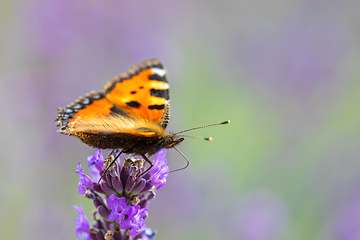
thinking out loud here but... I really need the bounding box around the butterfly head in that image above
[163,134,184,149]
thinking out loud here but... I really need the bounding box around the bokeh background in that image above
[1,0,360,239]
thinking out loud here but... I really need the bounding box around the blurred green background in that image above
[1,0,360,239]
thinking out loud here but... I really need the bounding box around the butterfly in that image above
[56,59,229,178]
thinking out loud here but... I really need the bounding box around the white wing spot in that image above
[152,68,166,77]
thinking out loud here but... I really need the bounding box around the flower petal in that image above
[72,204,90,239]
[76,163,94,194]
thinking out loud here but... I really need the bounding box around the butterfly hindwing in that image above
[70,114,166,137]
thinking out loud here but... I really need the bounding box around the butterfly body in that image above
[70,125,183,156]
[56,59,183,157]
[73,132,182,156]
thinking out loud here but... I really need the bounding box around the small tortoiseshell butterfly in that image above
[56,59,229,177]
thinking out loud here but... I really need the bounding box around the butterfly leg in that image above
[132,154,154,183]
[98,149,123,184]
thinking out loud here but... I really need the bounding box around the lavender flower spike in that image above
[72,149,169,239]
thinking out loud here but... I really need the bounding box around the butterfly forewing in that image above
[104,59,171,128]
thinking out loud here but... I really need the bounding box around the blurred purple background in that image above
[1,1,360,239]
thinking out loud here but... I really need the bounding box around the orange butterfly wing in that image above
[56,59,170,137]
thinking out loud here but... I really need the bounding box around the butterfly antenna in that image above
[174,120,230,135]
[170,120,229,173]
[169,146,190,173]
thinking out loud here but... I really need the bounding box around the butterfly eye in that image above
[164,137,172,147]
[164,136,177,148]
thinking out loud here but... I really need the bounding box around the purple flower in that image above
[107,194,148,236]
[120,205,148,236]
[72,204,91,240]
[107,194,128,223]
[147,149,169,189]
[87,149,104,171]
[76,163,94,194]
